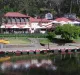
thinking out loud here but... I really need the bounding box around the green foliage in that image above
[55,25,63,34]
[0,33,48,38]
[39,38,50,44]
[3,5,14,13]
[0,0,80,16]
[48,32,56,40]
[55,24,80,40]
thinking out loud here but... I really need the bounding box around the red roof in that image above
[40,18,51,23]
[29,17,51,23]
[29,17,39,22]
[4,12,29,18]
[55,17,71,22]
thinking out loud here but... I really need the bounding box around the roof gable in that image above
[4,12,29,18]
[55,17,71,22]
[29,17,51,23]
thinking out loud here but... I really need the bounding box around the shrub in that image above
[0,33,48,38]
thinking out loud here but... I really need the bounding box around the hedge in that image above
[0,33,48,38]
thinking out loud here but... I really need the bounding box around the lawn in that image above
[73,38,80,43]
[2,37,31,44]
[39,38,51,44]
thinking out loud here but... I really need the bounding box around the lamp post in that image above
[48,42,49,50]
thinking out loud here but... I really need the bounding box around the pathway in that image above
[0,38,80,52]
[28,38,41,48]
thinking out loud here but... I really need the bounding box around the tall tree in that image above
[61,0,80,16]
[50,0,64,15]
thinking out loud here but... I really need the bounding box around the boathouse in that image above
[1,12,53,34]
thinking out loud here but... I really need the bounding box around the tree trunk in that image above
[70,0,72,14]
[57,5,61,16]
[58,7,61,14]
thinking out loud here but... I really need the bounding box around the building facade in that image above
[1,12,53,34]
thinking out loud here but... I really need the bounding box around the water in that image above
[0,56,80,75]
[0,59,57,75]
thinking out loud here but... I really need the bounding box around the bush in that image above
[0,33,48,38]
[47,32,56,40]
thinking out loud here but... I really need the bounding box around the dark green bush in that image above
[0,33,48,38]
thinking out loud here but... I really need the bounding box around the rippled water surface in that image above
[0,56,80,75]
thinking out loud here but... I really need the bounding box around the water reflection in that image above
[0,57,80,75]
[1,59,57,73]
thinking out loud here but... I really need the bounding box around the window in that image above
[24,18,29,22]
[11,18,16,23]
[7,18,11,24]
[16,18,20,23]
[20,18,25,22]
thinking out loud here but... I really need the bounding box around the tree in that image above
[0,0,80,17]
[61,0,80,16]
[47,32,56,41]
[51,0,64,15]
[55,24,80,40]
[55,25,63,34]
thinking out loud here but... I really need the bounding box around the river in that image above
[0,55,80,75]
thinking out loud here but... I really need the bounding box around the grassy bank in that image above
[1,37,31,44]
[39,38,51,44]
